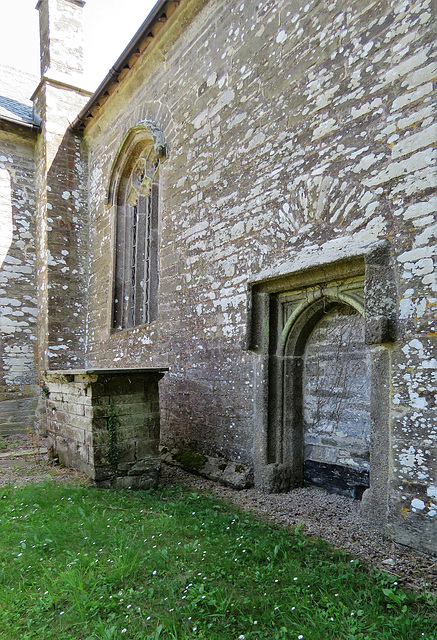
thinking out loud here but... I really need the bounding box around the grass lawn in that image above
[0,481,435,640]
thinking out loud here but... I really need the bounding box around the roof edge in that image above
[0,114,41,135]
[71,0,180,133]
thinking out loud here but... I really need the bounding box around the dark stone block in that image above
[304,460,369,499]
[365,316,396,344]
[365,242,391,266]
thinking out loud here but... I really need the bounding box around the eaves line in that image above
[71,0,182,133]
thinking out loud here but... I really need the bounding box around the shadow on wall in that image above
[0,157,38,435]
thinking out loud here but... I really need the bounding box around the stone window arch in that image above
[108,120,168,330]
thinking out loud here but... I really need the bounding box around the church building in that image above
[0,0,435,555]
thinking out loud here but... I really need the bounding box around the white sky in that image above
[0,0,158,91]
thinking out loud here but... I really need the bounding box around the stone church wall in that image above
[0,128,38,434]
[82,0,435,552]
[32,0,91,380]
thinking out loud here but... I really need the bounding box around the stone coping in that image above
[44,367,169,377]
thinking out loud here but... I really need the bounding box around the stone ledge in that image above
[44,367,169,377]
[0,448,48,459]
[160,444,253,490]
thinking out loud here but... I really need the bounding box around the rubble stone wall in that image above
[81,0,436,553]
[0,127,38,435]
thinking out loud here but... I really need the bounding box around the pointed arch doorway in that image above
[283,296,371,499]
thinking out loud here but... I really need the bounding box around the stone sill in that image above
[45,367,169,376]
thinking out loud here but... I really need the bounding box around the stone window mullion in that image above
[113,203,127,329]
[123,204,134,328]
[143,190,152,325]
[148,180,160,323]
[109,120,168,331]
[135,195,147,326]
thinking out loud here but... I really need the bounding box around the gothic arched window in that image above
[108,121,168,330]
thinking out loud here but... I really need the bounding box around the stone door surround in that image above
[247,241,397,528]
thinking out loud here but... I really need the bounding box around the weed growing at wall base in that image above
[0,482,435,639]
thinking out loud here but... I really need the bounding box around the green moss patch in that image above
[174,448,207,471]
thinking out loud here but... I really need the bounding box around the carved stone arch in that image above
[281,295,371,497]
[280,290,365,358]
[248,243,396,527]
[108,120,169,205]
[108,120,169,330]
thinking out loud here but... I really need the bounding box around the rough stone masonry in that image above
[0,0,435,555]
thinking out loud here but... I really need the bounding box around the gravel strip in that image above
[161,463,437,595]
[0,435,87,487]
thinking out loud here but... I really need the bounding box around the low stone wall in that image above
[43,367,167,488]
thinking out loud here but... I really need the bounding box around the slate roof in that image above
[0,66,39,128]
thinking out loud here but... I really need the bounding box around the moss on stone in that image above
[174,449,207,471]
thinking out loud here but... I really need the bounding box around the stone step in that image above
[0,448,48,459]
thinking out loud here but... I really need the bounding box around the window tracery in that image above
[109,121,167,330]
